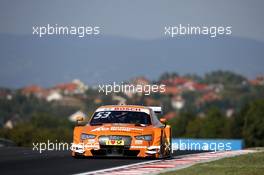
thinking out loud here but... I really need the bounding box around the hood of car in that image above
[82,123,153,135]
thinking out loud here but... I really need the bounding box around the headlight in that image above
[135,135,152,141]
[80,133,96,140]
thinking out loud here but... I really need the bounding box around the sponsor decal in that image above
[96,107,150,114]
[106,140,124,146]
[135,140,143,144]
[91,126,143,132]
[91,126,109,132]
[85,143,100,149]
[114,107,141,112]
[87,139,95,143]
[110,126,143,132]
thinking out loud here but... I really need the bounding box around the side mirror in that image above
[159,118,167,124]
[70,111,87,126]
[76,116,84,122]
[75,115,86,126]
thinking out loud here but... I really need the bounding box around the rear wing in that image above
[148,106,162,114]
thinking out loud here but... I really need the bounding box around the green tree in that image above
[185,117,203,137]
[199,107,226,138]
[169,112,194,137]
[204,70,246,86]
[158,72,179,82]
[242,99,264,146]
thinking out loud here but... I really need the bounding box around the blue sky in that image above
[0,0,264,41]
[0,0,264,87]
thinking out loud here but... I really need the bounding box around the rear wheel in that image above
[159,141,164,159]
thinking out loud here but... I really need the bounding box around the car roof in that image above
[96,105,152,114]
[98,105,149,109]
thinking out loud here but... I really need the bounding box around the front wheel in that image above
[72,152,84,159]
[159,131,172,159]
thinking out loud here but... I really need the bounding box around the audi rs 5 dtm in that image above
[71,105,172,159]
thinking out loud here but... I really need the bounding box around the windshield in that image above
[90,111,151,125]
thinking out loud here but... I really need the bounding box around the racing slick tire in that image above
[159,129,172,159]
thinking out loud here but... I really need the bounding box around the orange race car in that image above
[71,105,172,159]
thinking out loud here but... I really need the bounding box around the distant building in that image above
[226,108,235,118]
[182,81,208,92]
[4,120,14,129]
[132,76,150,86]
[249,76,264,86]
[53,79,88,95]
[46,91,63,102]
[163,86,181,95]
[72,79,89,93]
[21,85,48,98]
[3,115,21,129]
[0,89,13,100]
[192,83,208,92]
[208,84,224,93]
[126,76,151,97]
[161,77,209,93]
[196,91,221,105]
[171,95,185,110]
[161,77,189,86]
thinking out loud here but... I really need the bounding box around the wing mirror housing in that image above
[76,115,85,126]
[76,115,87,126]
[70,111,86,126]
[76,116,84,122]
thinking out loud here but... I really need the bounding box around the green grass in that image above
[161,151,264,175]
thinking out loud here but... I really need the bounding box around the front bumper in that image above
[71,143,160,158]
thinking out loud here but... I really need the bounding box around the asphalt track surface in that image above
[0,147,203,175]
